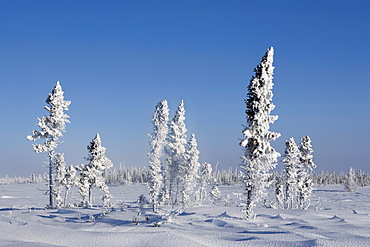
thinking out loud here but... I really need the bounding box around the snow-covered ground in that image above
[1,183,370,246]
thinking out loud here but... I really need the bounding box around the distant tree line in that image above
[2,168,370,188]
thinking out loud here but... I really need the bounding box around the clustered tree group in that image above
[278,136,316,210]
[29,47,356,221]
[239,47,317,219]
[148,99,216,212]
[26,81,71,208]
[27,82,113,209]
[27,84,217,210]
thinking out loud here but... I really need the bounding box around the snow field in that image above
[1,183,370,246]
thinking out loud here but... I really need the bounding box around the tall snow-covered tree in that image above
[283,138,300,209]
[27,81,71,208]
[297,136,316,209]
[181,133,200,208]
[344,167,357,192]
[239,47,281,219]
[78,134,113,207]
[166,100,187,206]
[148,100,169,212]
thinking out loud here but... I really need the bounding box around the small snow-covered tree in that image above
[76,163,90,206]
[181,133,200,208]
[166,100,187,206]
[239,47,281,219]
[344,167,357,192]
[196,162,213,204]
[283,138,300,209]
[63,165,77,207]
[27,81,71,208]
[148,100,169,212]
[54,153,67,208]
[209,185,221,204]
[273,173,285,209]
[299,136,316,172]
[356,170,370,187]
[297,136,316,209]
[78,134,113,207]
[158,168,170,205]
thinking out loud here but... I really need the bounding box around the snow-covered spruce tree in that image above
[181,133,200,209]
[54,155,78,208]
[166,100,187,206]
[344,167,357,192]
[239,47,281,219]
[283,138,300,209]
[54,153,67,208]
[299,136,315,169]
[76,163,90,206]
[209,185,221,205]
[63,165,77,207]
[158,167,170,205]
[356,170,370,187]
[78,134,113,207]
[27,81,71,208]
[273,172,285,209]
[297,136,316,209]
[196,162,213,204]
[148,100,169,212]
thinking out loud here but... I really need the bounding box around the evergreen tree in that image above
[166,100,187,206]
[274,174,285,209]
[283,138,300,209]
[299,136,316,172]
[356,170,369,187]
[196,162,213,204]
[209,185,221,204]
[78,134,113,207]
[148,100,169,212]
[158,167,170,205]
[27,81,71,208]
[76,163,90,207]
[344,167,357,192]
[181,133,200,208]
[63,165,77,207]
[297,136,316,209]
[239,47,281,219]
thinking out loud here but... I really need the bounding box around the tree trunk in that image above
[174,178,180,207]
[88,185,93,207]
[152,199,157,212]
[245,189,253,219]
[48,152,54,209]
[64,187,70,207]
[169,181,173,208]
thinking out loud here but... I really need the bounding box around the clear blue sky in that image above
[1,1,370,176]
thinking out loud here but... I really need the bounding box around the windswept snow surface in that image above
[1,183,370,246]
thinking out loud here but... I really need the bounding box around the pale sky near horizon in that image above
[1,1,370,176]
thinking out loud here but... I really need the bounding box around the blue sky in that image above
[1,1,370,176]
